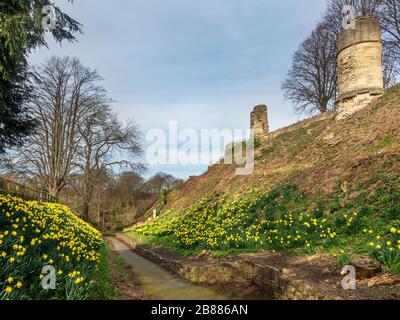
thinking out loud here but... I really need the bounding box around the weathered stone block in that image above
[350,256,382,280]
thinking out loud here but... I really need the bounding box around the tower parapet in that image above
[250,105,269,138]
[336,16,384,120]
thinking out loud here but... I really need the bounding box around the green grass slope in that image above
[127,86,400,274]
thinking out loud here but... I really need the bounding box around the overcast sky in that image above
[29,0,328,179]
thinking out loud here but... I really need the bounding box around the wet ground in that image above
[108,237,265,300]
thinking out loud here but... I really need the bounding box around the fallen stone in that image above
[350,256,382,280]
[367,274,400,287]
[196,249,211,258]
[281,268,292,276]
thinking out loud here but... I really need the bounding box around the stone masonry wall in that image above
[336,15,384,120]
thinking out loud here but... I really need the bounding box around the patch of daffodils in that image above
[130,187,400,274]
[0,195,102,300]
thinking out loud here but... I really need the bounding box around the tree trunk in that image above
[83,201,90,222]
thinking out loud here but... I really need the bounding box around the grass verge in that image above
[91,241,147,300]
[90,243,118,300]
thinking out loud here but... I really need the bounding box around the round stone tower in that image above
[336,16,384,120]
[250,105,269,138]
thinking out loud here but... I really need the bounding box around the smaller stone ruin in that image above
[250,105,269,139]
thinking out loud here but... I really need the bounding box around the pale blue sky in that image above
[29,0,329,179]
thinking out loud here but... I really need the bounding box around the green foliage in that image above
[375,185,400,220]
[370,239,400,275]
[258,145,276,159]
[128,185,340,254]
[90,244,118,300]
[0,1,81,153]
[368,134,396,152]
[336,252,352,266]
[0,195,102,300]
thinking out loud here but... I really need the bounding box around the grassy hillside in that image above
[0,195,103,300]
[127,86,400,274]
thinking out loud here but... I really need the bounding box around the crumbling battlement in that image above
[250,105,269,139]
[336,15,384,120]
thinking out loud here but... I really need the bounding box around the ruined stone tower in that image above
[250,105,269,138]
[336,16,384,120]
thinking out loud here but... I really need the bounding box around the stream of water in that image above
[108,237,264,300]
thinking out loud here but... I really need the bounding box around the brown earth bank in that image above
[117,233,400,300]
[159,85,400,215]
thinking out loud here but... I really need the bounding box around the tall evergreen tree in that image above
[0,0,81,153]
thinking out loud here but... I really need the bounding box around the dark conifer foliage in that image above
[0,0,81,153]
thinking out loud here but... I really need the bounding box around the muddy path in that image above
[107,237,264,300]
[111,234,400,300]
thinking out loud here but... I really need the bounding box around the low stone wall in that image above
[116,234,341,300]
[224,111,334,159]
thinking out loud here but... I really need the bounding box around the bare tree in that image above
[13,56,106,196]
[324,0,381,37]
[141,173,182,194]
[113,172,144,206]
[378,0,400,85]
[282,22,338,115]
[327,0,381,21]
[382,42,400,88]
[379,0,400,51]
[78,103,144,220]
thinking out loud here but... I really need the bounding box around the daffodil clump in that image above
[129,185,400,274]
[366,227,400,274]
[132,192,346,252]
[0,195,102,300]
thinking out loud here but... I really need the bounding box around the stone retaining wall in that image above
[116,234,341,300]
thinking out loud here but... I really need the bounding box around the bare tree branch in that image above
[282,22,338,115]
[12,56,106,196]
[77,102,144,220]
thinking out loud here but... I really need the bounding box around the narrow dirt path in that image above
[107,237,232,300]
